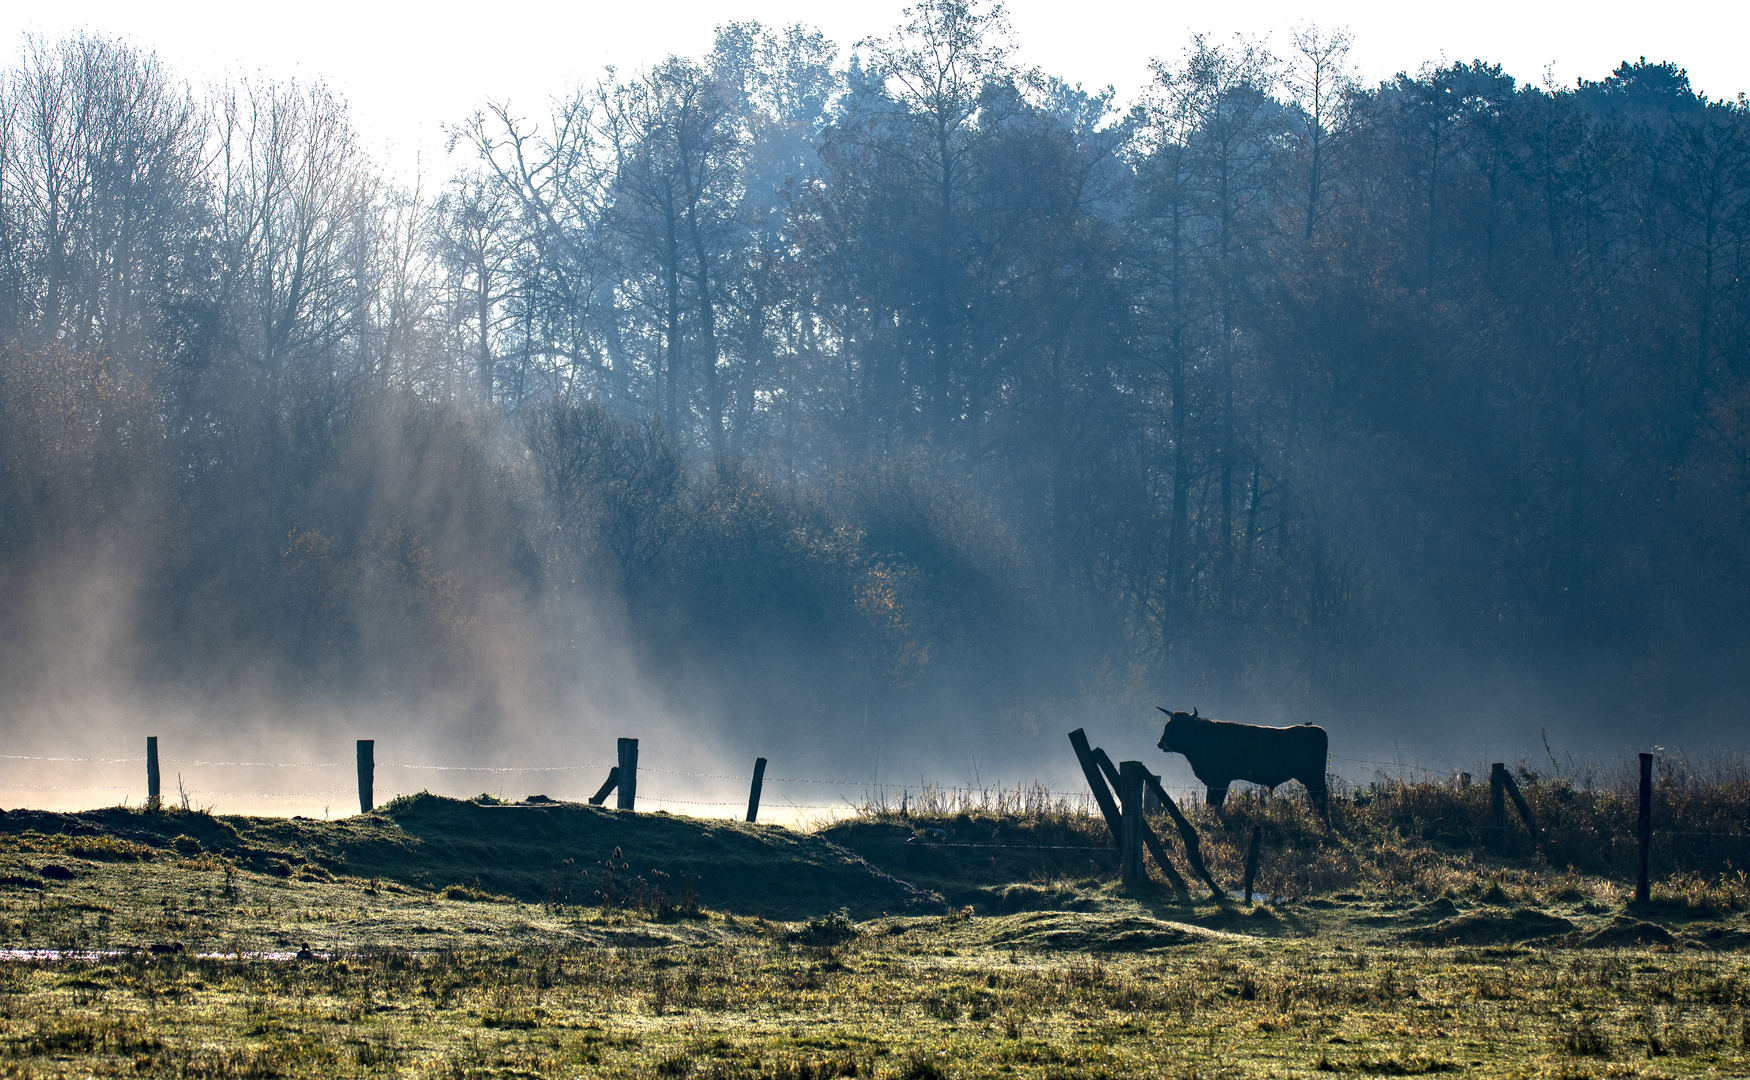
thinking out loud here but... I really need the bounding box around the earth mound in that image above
[1405,897,1460,923]
[983,911,1203,951]
[1580,917,1675,948]
[1401,907,1575,946]
[0,795,942,919]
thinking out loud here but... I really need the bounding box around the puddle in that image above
[0,948,328,962]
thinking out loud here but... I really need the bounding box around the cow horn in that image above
[1191,707,1198,719]
[1156,706,1170,715]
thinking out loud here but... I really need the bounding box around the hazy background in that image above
[1,2,1746,817]
[6,0,1745,183]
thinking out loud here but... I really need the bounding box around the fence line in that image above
[380,762,614,773]
[169,760,348,769]
[0,754,143,764]
[8,745,1743,849]
[0,782,135,792]
[0,750,1119,800]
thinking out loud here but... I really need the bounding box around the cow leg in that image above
[1206,785,1228,810]
[1307,777,1330,824]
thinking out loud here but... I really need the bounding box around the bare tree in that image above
[1285,25,1354,240]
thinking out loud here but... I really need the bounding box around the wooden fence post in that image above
[746,757,767,822]
[1144,771,1222,896]
[146,736,160,811]
[1118,761,1146,888]
[1637,752,1653,904]
[1243,824,1263,902]
[1066,729,1124,843]
[1489,763,1506,851]
[1500,770,1542,854]
[616,738,638,811]
[588,767,620,806]
[357,740,374,814]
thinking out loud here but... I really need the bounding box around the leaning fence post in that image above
[1067,729,1125,844]
[746,757,767,822]
[1118,761,1146,888]
[146,736,160,811]
[1489,763,1506,851]
[357,740,374,814]
[1243,824,1263,902]
[1144,771,1222,897]
[1500,770,1542,854]
[617,738,639,811]
[588,767,620,806]
[1637,752,1653,904]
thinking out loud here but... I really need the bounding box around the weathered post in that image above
[1500,770,1542,853]
[1143,772,1222,896]
[146,736,161,811]
[357,739,374,814]
[1637,752,1653,904]
[746,757,767,823]
[616,738,639,811]
[588,767,620,806]
[1066,729,1125,844]
[1243,824,1263,902]
[1489,763,1506,851]
[1091,747,1123,795]
[1118,761,1146,889]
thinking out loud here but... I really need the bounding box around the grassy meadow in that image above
[0,766,1748,1078]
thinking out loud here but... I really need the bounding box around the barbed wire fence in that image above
[0,744,1739,854]
[0,748,1125,819]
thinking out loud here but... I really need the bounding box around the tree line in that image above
[1,7,1746,755]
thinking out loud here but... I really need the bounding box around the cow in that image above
[1156,707,1330,821]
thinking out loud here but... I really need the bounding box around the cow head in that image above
[1155,706,1199,753]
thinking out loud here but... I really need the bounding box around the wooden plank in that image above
[1140,814,1189,896]
[1066,729,1123,845]
[1637,752,1653,904]
[746,758,767,823]
[146,736,160,811]
[617,738,638,811]
[1243,824,1263,901]
[1490,763,1506,851]
[1091,747,1122,795]
[1144,771,1221,896]
[588,767,620,806]
[1118,761,1146,888]
[356,739,374,815]
[1500,770,1542,853]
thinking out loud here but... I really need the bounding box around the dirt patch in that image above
[1580,917,1674,948]
[1401,907,1575,946]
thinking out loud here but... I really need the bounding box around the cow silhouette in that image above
[1156,707,1330,821]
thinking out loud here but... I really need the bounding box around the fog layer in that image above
[1,15,1747,813]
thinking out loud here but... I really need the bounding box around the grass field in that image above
[0,773,1747,1079]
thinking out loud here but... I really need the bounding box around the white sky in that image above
[8,0,1747,184]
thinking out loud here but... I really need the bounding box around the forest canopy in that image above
[1,6,1746,767]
